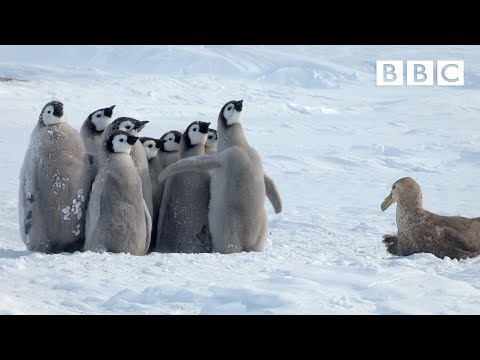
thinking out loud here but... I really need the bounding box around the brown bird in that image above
[381,177,480,260]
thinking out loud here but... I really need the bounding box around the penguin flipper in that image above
[157,153,223,182]
[264,173,282,214]
[19,147,35,243]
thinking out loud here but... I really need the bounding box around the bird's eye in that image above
[96,114,102,118]
[227,106,233,111]
[193,127,197,132]
[119,138,124,143]
[208,136,212,139]
[47,110,51,114]
[126,126,131,129]
[393,185,396,189]
[168,138,173,141]
[148,144,153,148]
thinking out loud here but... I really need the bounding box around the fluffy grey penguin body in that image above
[142,130,182,251]
[158,100,282,254]
[80,105,115,185]
[156,122,211,253]
[84,130,151,255]
[18,101,91,253]
[100,117,153,218]
[205,128,217,155]
[140,136,166,251]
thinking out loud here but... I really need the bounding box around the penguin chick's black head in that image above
[160,130,182,152]
[103,105,116,118]
[219,100,243,127]
[140,137,165,149]
[87,105,116,134]
[39,100,64,126]
[106,130,138,153]
[184,121,211,147]
[110,117,149,134]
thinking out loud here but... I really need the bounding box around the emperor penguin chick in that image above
[102,117,153,219]
[19,101,91,253]
[85,130,151,255]
[80,105,115,185]
[140,136,166,250]
[156,122,212,253]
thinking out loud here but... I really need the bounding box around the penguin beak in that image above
[104,105,115,118]
[136,121,149,132]
[381,192,395,211]
[234,100,243,112]
[127,135,139,146]
[156,139,166,148]
[199,122,211,134]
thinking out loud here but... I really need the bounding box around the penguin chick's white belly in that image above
[85,156,150,255]
[209,147,266,253]
[20,124,90,253]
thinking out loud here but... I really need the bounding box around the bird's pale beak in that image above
[381,192,394,211]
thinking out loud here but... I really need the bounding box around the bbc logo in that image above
[376,60,464,86]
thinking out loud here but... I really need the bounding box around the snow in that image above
[2,45,480,314]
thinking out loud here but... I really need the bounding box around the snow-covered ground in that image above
[1,45,480,314]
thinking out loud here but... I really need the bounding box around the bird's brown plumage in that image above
[381,177,480,259]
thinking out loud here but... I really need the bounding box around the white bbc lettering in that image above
[406,61,434,86]
[376,61,403,86]
[376,60,464,86]
[437,60,464,86]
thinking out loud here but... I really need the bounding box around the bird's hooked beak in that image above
[127,135,139,146]
[104,105,116,118]
[136,121,149,132]
[234,100,243,112]
[381,192,395,211]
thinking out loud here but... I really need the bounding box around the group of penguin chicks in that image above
[20,96,480,261]
[19,99,282,256]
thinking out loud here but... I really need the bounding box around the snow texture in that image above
[1,45,480,314]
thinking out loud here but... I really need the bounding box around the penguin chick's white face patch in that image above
[188,125,208,146]
[119,120,136,134]
[142,140,159,159]
[164,132,181,152]
[91,110,111,131]
[223,104,243,126]
[112,134,133,153]
[41,105,66,126]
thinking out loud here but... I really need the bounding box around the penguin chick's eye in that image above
[148,144,153,148]
[208,136,212,140]
[168,138,173,141]
[126,126,131,129]
[96,114,102,118]
[392,185,396,189]
[47,110,51,114]
[119,138,125,143]
[227,106,233,111]
[193,127,197,132]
